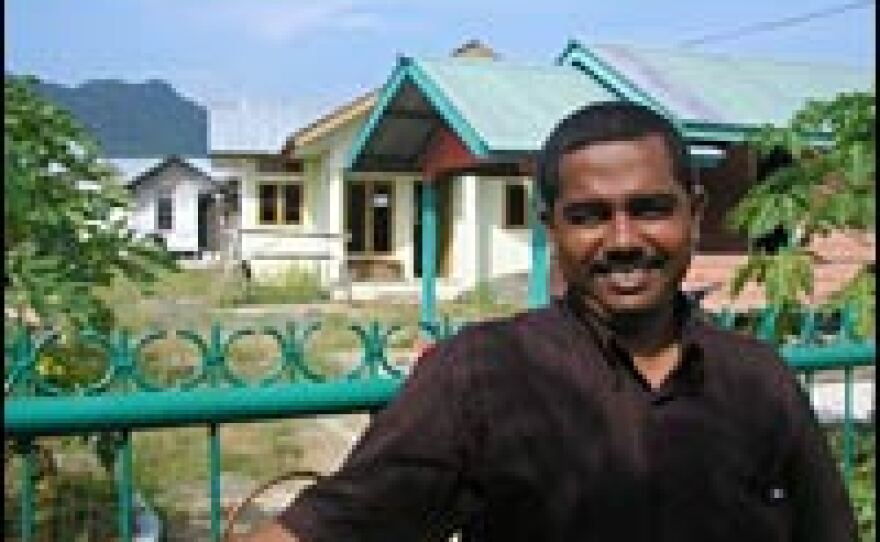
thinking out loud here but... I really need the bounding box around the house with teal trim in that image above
[274,40,872,311]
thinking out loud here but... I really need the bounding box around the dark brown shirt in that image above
[280,294,856,541]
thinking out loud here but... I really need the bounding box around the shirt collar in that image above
[560,289,707,394]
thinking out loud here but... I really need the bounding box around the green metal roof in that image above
[415,57,617,152]
[346,56,616,170]
[561,41,873,130]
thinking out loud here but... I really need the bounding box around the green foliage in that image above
[4,75,177,330]
[822,266,876,340]
[826,426,875,542]
[727,90,875,338]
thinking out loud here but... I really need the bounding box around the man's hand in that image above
[230,520,299,542]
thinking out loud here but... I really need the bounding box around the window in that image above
[156,195,173,231]
[346,181,394,254]
[504,182,528,228]
[258,182,302,225]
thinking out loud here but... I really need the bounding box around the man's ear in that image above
[539,209,551,225]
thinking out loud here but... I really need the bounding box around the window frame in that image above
[257,180,304,226]
[156,192,174,231]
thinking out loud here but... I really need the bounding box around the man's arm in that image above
[233,519,299,541]
[234,332,475,541]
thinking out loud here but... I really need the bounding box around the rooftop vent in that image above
[451,39,498,59]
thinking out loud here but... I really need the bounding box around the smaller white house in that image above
[107,156,234,259]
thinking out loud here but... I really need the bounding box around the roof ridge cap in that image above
[415,56,570,70]
[593,42,872,70]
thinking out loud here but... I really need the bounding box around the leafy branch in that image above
[726,90,875,337]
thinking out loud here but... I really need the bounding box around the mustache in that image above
[587,250,668,275]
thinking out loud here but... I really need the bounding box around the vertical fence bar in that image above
[839,304,855,486]
[17,439,35,541]
[209,423,222,542]
[842,365,854,486]
[756,306,778,342]
[116,431,133,542]
[802,371,815,400]
[799,309,816,400]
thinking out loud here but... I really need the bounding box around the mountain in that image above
[32,78,208,157]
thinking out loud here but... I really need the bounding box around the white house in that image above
[207,100,346,284]
[107,156,234,259]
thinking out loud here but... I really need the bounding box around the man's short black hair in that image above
[536,101,693,211]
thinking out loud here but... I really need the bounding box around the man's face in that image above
[547,134,702,317]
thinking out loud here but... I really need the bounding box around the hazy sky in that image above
[5,0,876,129]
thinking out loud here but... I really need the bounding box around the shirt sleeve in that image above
[277,334,475,542]
[782,367,858,542]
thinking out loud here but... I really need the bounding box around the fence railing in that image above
[3,308,875,541]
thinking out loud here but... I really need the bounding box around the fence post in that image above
[15,438,36,541]
[209,423,222,542]
[115,431,133,542]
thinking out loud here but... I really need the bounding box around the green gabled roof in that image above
[416,57,617,152]
[560,41,873,138]
[346,56,616,170]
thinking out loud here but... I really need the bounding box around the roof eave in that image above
[285,91,379,158]
[681,120,833,146]
[558,42,676,120]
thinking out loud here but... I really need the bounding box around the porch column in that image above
[527,189,549,308]
[420,180,438,326]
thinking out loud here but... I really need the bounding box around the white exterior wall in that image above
[394,178,416,280]
[444,175,533,293]
[481,177,533,280]
[231,146,349,286]
[450,174,479,287]
[127,162,213,253]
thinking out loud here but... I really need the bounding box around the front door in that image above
[197,193,211,253]
[413,180,452,278]
[345,181,400,280]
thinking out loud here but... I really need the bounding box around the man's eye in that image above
[562,203,609,225]
[629,196,676,218]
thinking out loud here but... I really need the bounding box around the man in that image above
[243,102,856,541]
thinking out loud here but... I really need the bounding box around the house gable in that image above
[346,56,618,173]
[126,155,214,190]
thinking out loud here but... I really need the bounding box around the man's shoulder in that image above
[453,305,561,346]
[694,317,792,380]
[422,305,562,366]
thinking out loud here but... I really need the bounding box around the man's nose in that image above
[607,210,639,249]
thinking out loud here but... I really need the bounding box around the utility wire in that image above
[678,0,875,47]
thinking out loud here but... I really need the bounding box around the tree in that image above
[727,90,875,338]
[5,75,177,331]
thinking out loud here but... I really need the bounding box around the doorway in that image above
[197,193,212,253]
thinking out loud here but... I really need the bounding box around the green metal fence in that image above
[3,308,875,541]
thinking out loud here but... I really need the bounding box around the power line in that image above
[678,0,875,47]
